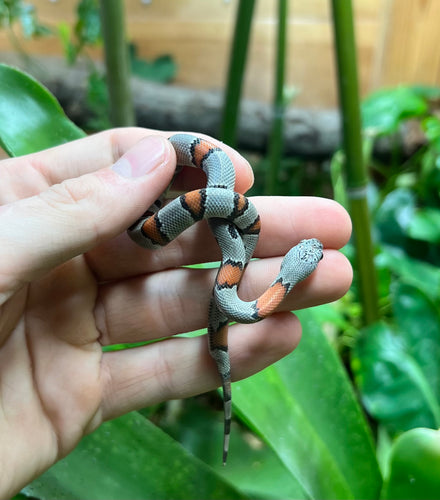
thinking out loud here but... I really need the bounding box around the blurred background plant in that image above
[0,0,50,46]
[1,1,440,499]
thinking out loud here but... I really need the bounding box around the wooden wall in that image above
[0,0,439,108]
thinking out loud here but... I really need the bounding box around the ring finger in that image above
[95,249,350,346]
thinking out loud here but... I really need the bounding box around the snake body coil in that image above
[128,134,323,464]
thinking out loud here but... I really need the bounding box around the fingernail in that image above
[111,135,168,178]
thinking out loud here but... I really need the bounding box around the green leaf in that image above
[129,44,177,83]
[407,208,440,243]
[374,188,416,246]
[23,412,247,500]
[411,85,440,100]
[0,64,85,157]
[376,424,394,478]
[352,321,440,436]
[232,309,381,500]
[377,247,440,302]
[422,115,440,143]
[85,70,112,131]
[234,367,351,500]
[382,428,440,500]
[160,396,306,500]
[58,22,78,64]
[392,283,440,403]
[362,87,428,136]
[75,0,101,45]
[0,0,50,37]
[18,2,51,37]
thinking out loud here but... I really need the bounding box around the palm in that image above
[1,255,103,477]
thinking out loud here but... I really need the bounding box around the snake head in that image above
[280,238,323,285]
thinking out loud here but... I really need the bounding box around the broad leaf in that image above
[129,44,177,83]
[382,428,440,500]
[392,283,440,404]
[422,115,440,152]
[278,309,381,498]
[23,412,248,500]
[232,309,382,500]
[412,85,440,100]
[407,208,440,243]
[76,0,101,45]
[0,64,85,157]
[352,319,440,436]
[158,396,307,500]
[362,87,428,136]
[377,247,440,303]
[373,188,416,247]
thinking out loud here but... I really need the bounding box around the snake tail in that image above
[208,296,233,465]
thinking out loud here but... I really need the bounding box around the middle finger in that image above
[87,196,350,281]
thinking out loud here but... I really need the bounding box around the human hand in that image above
[0,129,352,497]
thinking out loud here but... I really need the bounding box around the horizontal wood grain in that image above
[0,0,438,108]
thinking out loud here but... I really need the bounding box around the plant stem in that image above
[265,0,288,195]
[331,0,379,325]
[220,0,256,147]
[99,0,135,127]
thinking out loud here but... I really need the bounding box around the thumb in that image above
[0,135,175,301]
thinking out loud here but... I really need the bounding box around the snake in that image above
[127,133,323,464]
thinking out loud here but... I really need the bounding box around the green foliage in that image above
[0,63,84,156]
[382,428,440,500]
[3,0,176,132]
[0,0,50,37]
[58,0,101,64]
[23,413,247,500]
[76,0,100,44]
[234,309,381,500]
[129,43,177,83]
[378,247,440,303]
[343,85,440,498]
[353,315,440,436]
[362,87,428,136]
[68,2,175,130]
[84,69,112,131]
[315,82,440,499]
[363,88,440,266]
[249,156,330,198]
[407,207,440,243]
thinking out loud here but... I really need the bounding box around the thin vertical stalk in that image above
[331,0,379,325]
[220,0,256,147]
[99,0,135,127]
[265,0,288,195]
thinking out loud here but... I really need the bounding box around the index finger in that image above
[5,128,254,195]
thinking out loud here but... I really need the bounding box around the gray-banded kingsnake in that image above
[127,133,323,464]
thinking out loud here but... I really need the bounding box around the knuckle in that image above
[152,341,178,400]
[45,177,94,207]
[38,176,102,244]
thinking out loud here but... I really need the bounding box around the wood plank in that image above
[373,0,440,88]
